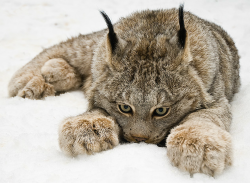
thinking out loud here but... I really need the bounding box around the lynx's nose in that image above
[132,135,148,142]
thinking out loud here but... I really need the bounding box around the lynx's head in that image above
[90,6,205,144]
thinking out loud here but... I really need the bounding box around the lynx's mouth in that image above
[123,131,167,144]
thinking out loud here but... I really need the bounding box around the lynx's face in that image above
[91,10,202,144]
[93,67,201,144]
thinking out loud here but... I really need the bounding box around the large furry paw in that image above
[167,121,232,176]
[41,58,82,92]
[17,76,55,99]
[59,113,119,156]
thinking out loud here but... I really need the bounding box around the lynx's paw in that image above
[41,58,82,92]
[17,76,55,99]
[59,113,119,156]
[167,121,232,176]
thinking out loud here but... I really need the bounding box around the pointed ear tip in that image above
[99,10,106,16]
[99,10,108,21]
[179,3,184,9]
[178,4,185,16]
[178,3,186,48]
[99,11,118,52]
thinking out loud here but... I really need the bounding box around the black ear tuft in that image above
[178,4,186,48]
[100,11,118,52]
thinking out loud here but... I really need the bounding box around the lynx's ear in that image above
[178,5,192,67]
[178,4,186,48]
[100,11,118,53]
[100,11,127,65]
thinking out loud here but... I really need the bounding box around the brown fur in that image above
[8,8,240,176]
[58,109,120,156]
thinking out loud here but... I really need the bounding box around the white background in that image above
[0,0,250,182]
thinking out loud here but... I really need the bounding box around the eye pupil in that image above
[158,108,163,112]
[124,105,128,109]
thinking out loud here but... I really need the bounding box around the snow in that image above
[1,0,250,182]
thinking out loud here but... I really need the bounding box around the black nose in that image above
[132,135,148,142]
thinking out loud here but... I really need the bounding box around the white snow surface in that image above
[1,0,250,182]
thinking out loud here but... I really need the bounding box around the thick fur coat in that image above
[8,6,240,176]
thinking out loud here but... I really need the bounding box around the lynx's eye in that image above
[153,107,170,117]
[118,104,132,114]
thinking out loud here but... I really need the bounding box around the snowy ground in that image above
[1,0,250,182]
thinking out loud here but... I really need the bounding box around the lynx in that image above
[8,5,240,176]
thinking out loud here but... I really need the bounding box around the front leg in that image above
[59,109,120,156]
[167,98,232,176]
